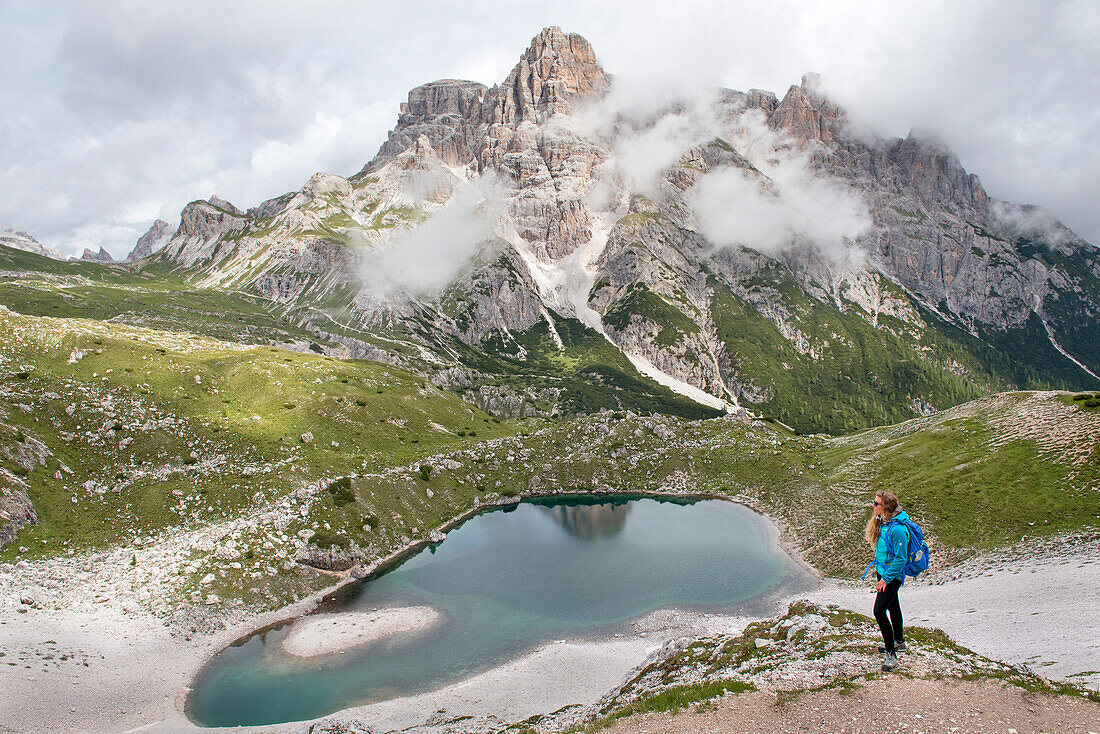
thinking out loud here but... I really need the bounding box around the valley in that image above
[1,23,1099,734]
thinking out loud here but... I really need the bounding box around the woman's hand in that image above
[875,580,886,593]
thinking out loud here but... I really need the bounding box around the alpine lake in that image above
[187,494,817,726]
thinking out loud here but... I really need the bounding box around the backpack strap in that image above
[860,558,877,580]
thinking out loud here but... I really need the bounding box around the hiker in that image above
[866,490,909,672]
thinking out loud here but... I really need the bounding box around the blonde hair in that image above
[865,491,899,546]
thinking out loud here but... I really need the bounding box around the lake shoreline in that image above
[1,494,1097,733]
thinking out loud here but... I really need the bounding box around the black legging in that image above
[874,579,904,652]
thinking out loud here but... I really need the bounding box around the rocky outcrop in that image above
[487,26,608,124]
[771,74,845,145]
[75,246,114,263]
[126,219,172,261]
[0,483,37,547]
[368,80,489,171]
[295,540,365,572]
[0,228,64,260]
[162,199,248,266]
[148,26,1100,425]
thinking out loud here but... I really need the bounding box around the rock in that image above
[126,219,172,262]
[213,543,239,560]
[297,718,375,734]
[74,246,114,263]
[204,593,220,605]
[300,432,314,444]
[0,228,64,260]
[19,588,46,609]
[0,484,38,547]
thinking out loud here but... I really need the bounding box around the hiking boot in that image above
[878,640,906,653]
[882,652,899,672]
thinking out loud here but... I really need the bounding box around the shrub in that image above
[312,529,350,548]
[1084,399,1100,408]
[283,402,295,409]
[418,464,432,481]
[326,477,356,507]
[1073,393,1089,401]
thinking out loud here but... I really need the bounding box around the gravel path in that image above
[807,533,1100,691]
[2,534,1097,732]
[597,677,1100,734]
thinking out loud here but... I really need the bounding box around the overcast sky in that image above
[2,0,1098,259]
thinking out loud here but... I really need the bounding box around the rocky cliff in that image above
[0,229,64,261]
[126,219,172,262]
[75,246,114,264]
[148,26,1100,432]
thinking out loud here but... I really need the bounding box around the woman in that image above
[866,490,910,672]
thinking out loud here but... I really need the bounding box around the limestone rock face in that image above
[361,27,610,263]
[149,26,1100,420]
[489,25,609,124]
[162,199,248,266]
[0,228,64,260]
[0,484,37,547]
[76,246,114,263]
[369,80,489,170]
[771,74,845,145]
[126,219,171,261]
[208,195,243,215]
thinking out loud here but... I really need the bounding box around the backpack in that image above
[861,517,931,581]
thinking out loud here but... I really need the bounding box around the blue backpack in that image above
[862,517,931,581]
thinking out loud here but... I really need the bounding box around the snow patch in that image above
[624,351,732,412]
[540,307,565,350]
[1040,315,1100,382]
[508,213,613,333]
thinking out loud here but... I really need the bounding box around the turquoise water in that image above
[187,495,813,726]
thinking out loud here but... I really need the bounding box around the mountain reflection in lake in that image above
[187,494,816,728]
[539,500,630,539]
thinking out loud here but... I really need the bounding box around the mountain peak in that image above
[75,246,114,264]
[0,227,64,260]
[493,26,609,123]
[126,219,172,262]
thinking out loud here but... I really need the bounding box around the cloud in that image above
[566,73,870,264]
[989,200,1079,248]
[689,164,871,265]
[685,111,870,263]
[356,175,507,301]
[3,0,1099,260]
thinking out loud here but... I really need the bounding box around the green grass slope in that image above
[0,307,513,563]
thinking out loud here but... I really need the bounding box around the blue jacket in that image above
[875,510,910,584]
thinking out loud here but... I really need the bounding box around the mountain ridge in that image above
[22,27,1100,430]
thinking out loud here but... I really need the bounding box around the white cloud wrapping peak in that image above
[3,1,1099,258]
[689,113,871,262]
[357,176,507,301]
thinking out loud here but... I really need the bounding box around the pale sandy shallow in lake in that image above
[281,606,442,658]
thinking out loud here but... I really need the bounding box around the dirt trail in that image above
[598,677,1100,734]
